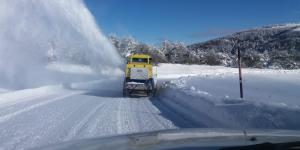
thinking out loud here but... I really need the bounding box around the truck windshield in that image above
[132,58,148,63]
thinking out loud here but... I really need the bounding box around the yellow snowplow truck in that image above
[123,54,155,97]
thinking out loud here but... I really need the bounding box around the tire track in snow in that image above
[0,94,103,149]
[76,98,120,139]
[0,92,79,124]
[151,97,198,128]
[63,101,106,141]
[139,99,175,130]
[117,98,140,134]
[116,99,122,134]
[116,99,133,134]
[115,98,176,135]
[0,94,65,117]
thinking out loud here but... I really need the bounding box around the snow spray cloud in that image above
[0,0,123,89]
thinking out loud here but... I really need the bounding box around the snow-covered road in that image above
[0,87,176,150]
[0,64,300,150]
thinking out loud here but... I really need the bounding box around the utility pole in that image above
[237,47,244,99]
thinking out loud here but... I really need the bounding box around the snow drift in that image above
[0,0,123,89]
[155,65,300,130]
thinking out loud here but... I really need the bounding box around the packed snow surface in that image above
[0,64,300,149]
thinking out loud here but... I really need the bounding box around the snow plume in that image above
[0,0,123,89]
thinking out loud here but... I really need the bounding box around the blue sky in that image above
[85,0,300,45]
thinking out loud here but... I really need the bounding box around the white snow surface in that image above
[158,64,300,105]
[269,23,300,29]
[0,64,300,149]
[0,88,10,94]
[155,64,300,129]
[294,27,300,31]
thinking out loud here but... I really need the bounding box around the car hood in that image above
[33,128,300,150]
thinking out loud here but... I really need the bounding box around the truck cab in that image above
[123,54,155,97]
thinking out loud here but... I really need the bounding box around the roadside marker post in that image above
[237,48,244,99]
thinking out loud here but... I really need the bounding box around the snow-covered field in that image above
[157,64,300,129]
[0,64,300,149]
[158,64,300,105]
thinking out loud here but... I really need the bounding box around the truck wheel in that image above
[147,79,154,90]
[123,89,126,97]
[123,89,129,97]
[123,78,129,97]
[148,79,155,97]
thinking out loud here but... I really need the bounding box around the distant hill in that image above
[188,24,300,69]
[109,23,300,69]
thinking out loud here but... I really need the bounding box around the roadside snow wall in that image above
[156,80,300,130]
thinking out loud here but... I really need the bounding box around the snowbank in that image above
[0,85,70,109]
[158,81,300,130]
[158,64,300,105]
[156,65,300,130]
